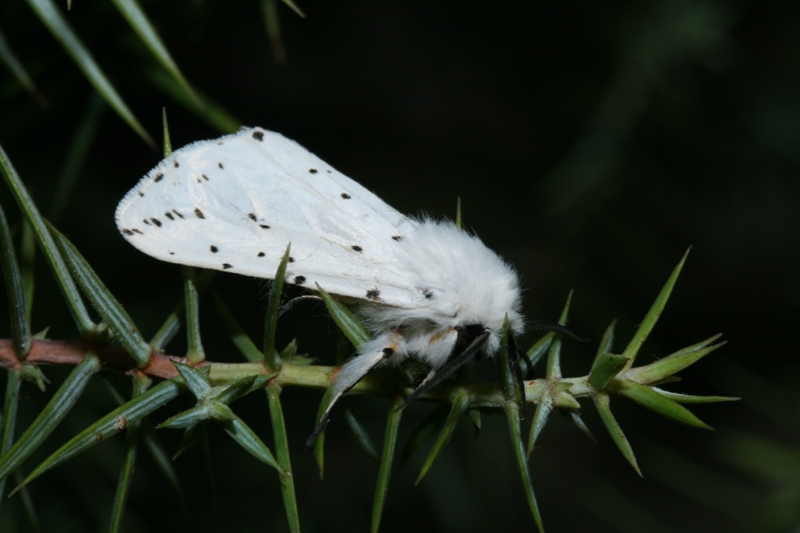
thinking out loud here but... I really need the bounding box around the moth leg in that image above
[305,338,399,448]
[278,295,323,317]
[401,329,491,408]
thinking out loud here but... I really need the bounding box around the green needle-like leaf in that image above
[625,334,725,384]
[650,388,738,404]
[371,396,404,533]
[526,331,555,370]
[111,0,199,107]
[416,388,469,484]
[49,95,105,224]
[217,411,281,472]
[527,394,553,457]
[17,379,184,489]
[0,369,23,504]
[158,405,213,429]
[0,26,48,107]
[616,380,714,430]
[0,202,31,357]
[0,353,101,483]
[147,68,240,133]
[344,409,379,461]
[317,283,371,350]
[174,420,208,460]
[171,362,211,399]
[49,224,152,367]
[182,266,205,363]
[0,144,95,334]
[593,392,642,476]
[399,404,449,467]
[506,400,544,532]
[150,270,214,350]
[264,244,292,371]
[267,385,300,533]
[568,412,597,443]
[109,375,151,533]
[621,248,690,364]
[313,386,334,478]
[588,353,629,390]
[591,320,617,371]
[26,0,154,147]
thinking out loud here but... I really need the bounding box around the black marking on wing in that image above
[165,212,174,221]
[122,229,134,236]
[194,208,205,219]
[351,245,363,252]
[366,289,381,300]
[260,224,270,229]
[257,252,265,257]
[392,235,403,241]
[248,213,257,221]
[252,130,264,141]
[341,193,351,199]
[223,263,233,270]
[172,209,184,219]
[173,161,179,168]
[210,245,218,253]
[309,168,318,174]
[153,173,164,182]
[150,218,162,227]
[294,276,306,285]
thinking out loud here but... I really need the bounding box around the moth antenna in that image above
[305,344,395,448]
[278,295,323,317]
[400,329,491,408]
[528,320,588,342]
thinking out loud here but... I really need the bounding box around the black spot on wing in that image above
[341,193,351,199]
[153,173,164,182]
[351,245,363,252]
[138,191,144,197]
[122,229,134,236]
[210,245,218,253]
[172,209,184,219]
[169,251,175,255]
[260,224,270,229]
[252,130,264,141]
[165,212,174,220]
[288,257,295,263]
[218,162,224,169]
[150,218,161,227]
[194,208,205,219]
[257,252,265,257]
[223,263,233,270]
[366,289,380,300]
[174,161,180,168]
[132,229,144,235]
[422,289,434,300]
[142,219,150,226]
[202,174,210,181]
[293,275,306,285]
[309,168,318,174]
[248,213,257,221]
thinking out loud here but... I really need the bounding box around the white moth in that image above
[116,127,525,445]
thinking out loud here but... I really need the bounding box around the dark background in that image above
[0,1,798,531]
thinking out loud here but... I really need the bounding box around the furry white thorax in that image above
[332,219,524,397]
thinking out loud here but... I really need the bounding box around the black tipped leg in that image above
[401,330,491,409]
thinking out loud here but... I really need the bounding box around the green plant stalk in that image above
[371,395,404,533]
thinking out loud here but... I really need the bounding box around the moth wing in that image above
[116,127,425,307]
